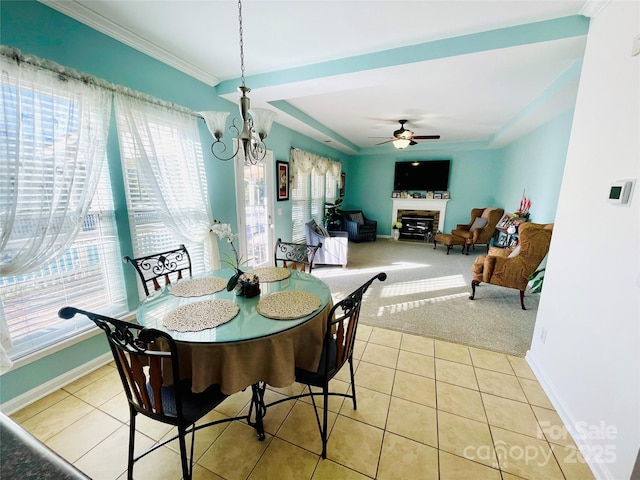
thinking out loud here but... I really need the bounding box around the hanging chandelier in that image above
[200,0,276,165]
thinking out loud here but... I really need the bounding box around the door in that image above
[234,150,275,268]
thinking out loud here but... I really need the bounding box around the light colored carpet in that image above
[313,238,538,357]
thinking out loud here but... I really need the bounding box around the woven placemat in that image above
[169,277,226,297]
[257,290,321,320]
[249,267,291,283]
[163,299,239,332]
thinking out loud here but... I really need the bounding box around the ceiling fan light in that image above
[393,138,411,149]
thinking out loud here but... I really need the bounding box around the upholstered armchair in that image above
[451,207,505,254]
[305,220,349,267]
[341,210,377,242]
[469,222,553,309]
[434,207,504,254]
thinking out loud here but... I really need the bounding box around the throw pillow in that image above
[349,212,365,225]
[507,245,521,258]
[308,219,323,235]
[317,224,330,237]
[469,217,488,232]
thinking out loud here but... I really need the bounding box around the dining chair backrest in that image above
[58,306,232,480]
[124,245,192,296]
[288,271,387,459]
[274,238,322,273]
[325,272,387,375]
[58,306,182,419]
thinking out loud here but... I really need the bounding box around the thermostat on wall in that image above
[608,180,632,205]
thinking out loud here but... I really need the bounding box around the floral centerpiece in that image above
[515,193,531,220]
[392,221,402,229]
[238,273,260,298]
[210,220,245,291]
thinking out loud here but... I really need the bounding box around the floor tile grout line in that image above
[15,324,573,480]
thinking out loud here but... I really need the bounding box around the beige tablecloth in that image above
[171,302,331,394]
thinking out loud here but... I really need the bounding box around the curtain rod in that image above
[0,45,203,119]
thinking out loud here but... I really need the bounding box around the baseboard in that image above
[0,352,112,415]
[526,351,613,480]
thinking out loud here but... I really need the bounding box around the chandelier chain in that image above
[204,0,273,165]
[238,0,245,88]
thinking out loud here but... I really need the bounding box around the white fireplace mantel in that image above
[392,198,449,231]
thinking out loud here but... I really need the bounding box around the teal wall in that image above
[347,110,575,235]
[0,0,347,404]
[0,0,574,405]
[346,150,503,233]
[495,110,574,223]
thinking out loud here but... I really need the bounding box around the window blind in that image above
[291,171,310,244]
[0,161,127,359]
[291,170,337,243]
[311,172,326,225]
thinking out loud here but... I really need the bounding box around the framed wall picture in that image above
[497,214,512,228]
[442,191,450,199]
[340,172,346,197]
[433,193,442,199]
[276,160,289,201]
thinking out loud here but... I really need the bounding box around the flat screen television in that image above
[394,160,450,191]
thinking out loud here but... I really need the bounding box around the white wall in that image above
[528,2,640,479]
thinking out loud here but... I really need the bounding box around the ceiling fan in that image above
[372,119,440,149]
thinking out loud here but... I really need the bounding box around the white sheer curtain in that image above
[0,55,112,369]
[114,94,219,269]
[0,58,112,274]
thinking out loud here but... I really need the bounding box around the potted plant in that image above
[529,268,545,293]
[392,221,402,240]
[323,198,343,230]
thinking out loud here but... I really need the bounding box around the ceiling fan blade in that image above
[412,135,441,140]
[375,139,394,145]
[368,136,393,139]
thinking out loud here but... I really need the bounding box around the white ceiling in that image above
[41,0,592,155]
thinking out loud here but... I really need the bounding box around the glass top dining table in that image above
[135,268,333,396]
[137,268,332,343]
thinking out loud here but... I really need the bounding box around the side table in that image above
[493,226,519,248]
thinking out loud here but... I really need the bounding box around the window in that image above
[115,96,211,297]
[311,171,326,225]
[0,57,125,360]
[291,171,311,244]
[291,170,338,243]
[289,149,342,244]
[0,162,126,359]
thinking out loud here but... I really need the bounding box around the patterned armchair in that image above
[451,207,505,254]
[341,210,377,242]
[469,222,553,309]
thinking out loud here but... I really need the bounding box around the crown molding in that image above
[580,0,612,18]
[38,0,220,86]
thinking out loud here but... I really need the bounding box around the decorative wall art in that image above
[276,161,289,201]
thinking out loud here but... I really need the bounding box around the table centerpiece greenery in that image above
[211,220,246,291]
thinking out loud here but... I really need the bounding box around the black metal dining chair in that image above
[58,306,253,480]
[274,238,322,273]
[263,272,387,458]
[124,245,192,296]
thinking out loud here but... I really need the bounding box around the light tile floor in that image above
[11,325,596,480]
